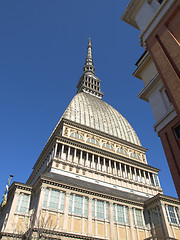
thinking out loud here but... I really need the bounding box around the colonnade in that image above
[52,143,160,188]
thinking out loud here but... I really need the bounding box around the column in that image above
[61,144,64,160]
[134,168,137,181]
[124,207,129,240]
[5,191,22,231]
[82,197,85,234]
[87,197,92,236]
[34,187,46,227]
[67,146,71,161]
[70,194,75,232]
[85,152,89,167]
[54,142,58,158]
[129,166,132,180]
[79,150,83,165]
[156,206,164,237]
[152,174,156,187]
[159,203,172,238]
[129,207,135,240]
[119,163,122,177]
[114,161,117,175]
[157,175,161,187]
[109,202,115,240]
[94,199,97,235]
[124,164,127,178]
[92,154,95,169]
[73,148,77,163]
[62,192,70,231]
[143,171,147,184]
[109,159,111,174]
[103,158,106,172]
[139,169,142,183]
[98,156,100,171]
[148,172,151,185]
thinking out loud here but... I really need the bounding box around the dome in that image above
[62,92,141,146]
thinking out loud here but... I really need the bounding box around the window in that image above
[69,194,88,217]
[166,205,180,224]
[97,200,104,219]
[102,143,114,151]
[117,148,127,155]
[174,125,180,140]
[92,199,109,220]
[113,204,129,224]
[74,195,83,215]
[130,152,140,160]
[70,132,83,140]
[43,188,65,212]
[153,174,160,187]
[87,137,99,145]
[15,193,30,214]
[133,208,144,227]
[151,207,161,227]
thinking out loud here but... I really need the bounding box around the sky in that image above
[0,0,177,201]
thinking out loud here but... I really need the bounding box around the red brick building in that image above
[121,0,180,198]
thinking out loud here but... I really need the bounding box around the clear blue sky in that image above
[0,0,177,200]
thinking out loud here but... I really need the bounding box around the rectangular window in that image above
[166,205,179,224]
[106,202,109,220]
[113,204,129,225]
[124,207,129,224]
[43,188,49,207]
[60,192,65,211]
[117,205,124,224]
[74,195,83,215]
[97,200,104,219]
[43,188,65,212]
[151,208,160,226]
[15,193,30,214]
[69,194,73,213]
[153,174,160,187]
[92,199,109,220]
[92,199,95,218]
[113,204,116,221]
[135,209,143,227]
[49,189,59,210]
[69,194,88,217]
[84,197,88,217]
[174,125,180,140]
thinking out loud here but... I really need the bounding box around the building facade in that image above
[121,0,180,198]
[0,39,180,240]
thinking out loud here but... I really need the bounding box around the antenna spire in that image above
[83,37,95,73]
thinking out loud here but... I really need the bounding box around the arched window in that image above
[102,142,114,151]
[87,138,99,145]
[130,152,140,160]
[70,132,83,140]
[117,148,128,155]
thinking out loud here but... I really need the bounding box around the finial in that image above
[88,37,92,47]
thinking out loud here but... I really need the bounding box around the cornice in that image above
[144,193,180,207]
[137,73,160,102]
[40,175,145,207]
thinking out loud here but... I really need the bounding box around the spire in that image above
[83,37,95,73]
[77,38,103,99]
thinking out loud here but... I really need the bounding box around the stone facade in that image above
[0,38,180,240]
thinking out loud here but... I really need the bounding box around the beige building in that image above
[0,39,180,240]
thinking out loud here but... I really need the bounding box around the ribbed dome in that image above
[63,92,141,146]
